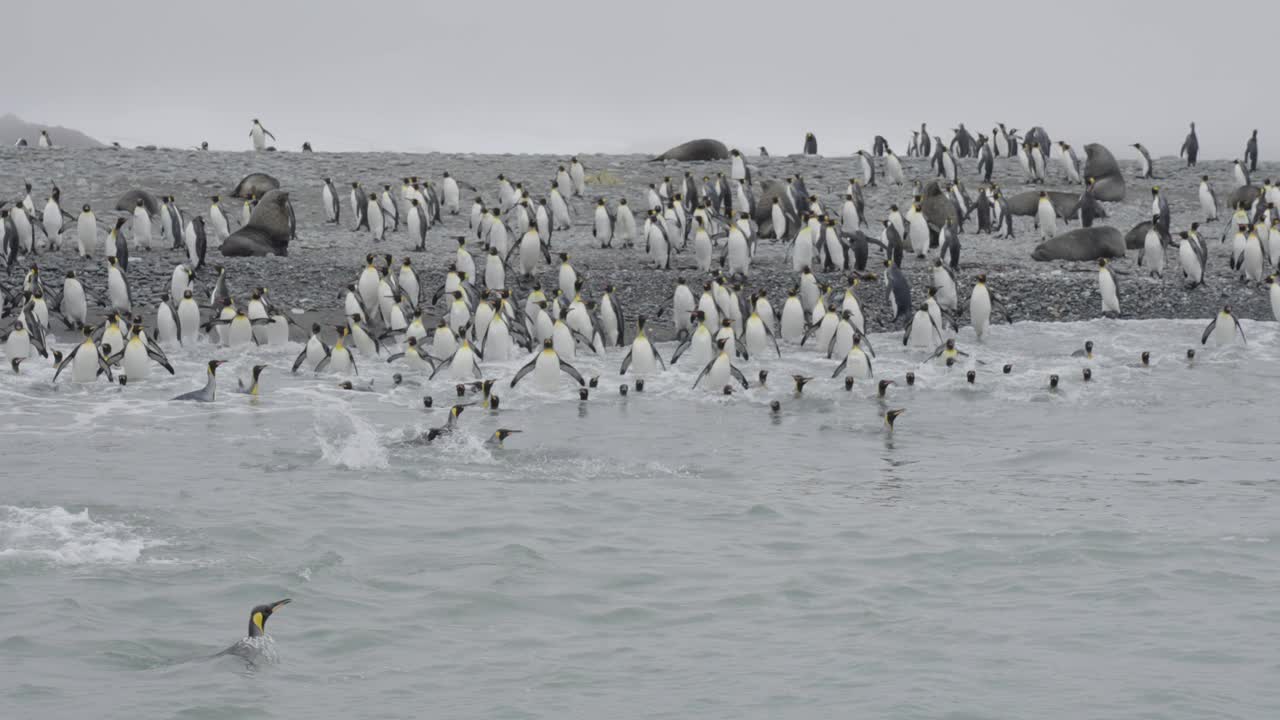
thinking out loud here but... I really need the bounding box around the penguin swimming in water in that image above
[218,599,291,663]
[172,360,226,401]
[236,364,268,396]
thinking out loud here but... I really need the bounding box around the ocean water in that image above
[2,317,1278,719]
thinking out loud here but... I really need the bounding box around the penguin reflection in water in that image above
[216,598,291,665]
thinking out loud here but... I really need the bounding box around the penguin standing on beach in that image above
[1245,130,1259,173]
[250,119,275,151]
[322,178,340,224]
[1180,122,1199,166]
[1132,143,1154,179]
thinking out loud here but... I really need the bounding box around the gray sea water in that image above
[2,317,1278,719]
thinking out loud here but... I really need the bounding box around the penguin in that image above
[902,303,942,348]
[111,322,174,380]
[366,193,386,241]
[618,316,666,376]
[249,118,275,151]
[155,294,178,346]
[510,338,584,390]
[599,285,625,347]
[1138,214,1166,278]
[1228,158,1249,189]
[1177,226,1208,289]
[38,130,51,148]
[1097,258,1121,316]
[322,178,340,224]
[830,334,873,379]
[1241,227,1266,283]
[53,325,115,383]
[593,198,615,248]
[692,338,748,391]
[1245,130,1259,173]
[803,132,817,155]
[1198,176,1219,222]
[1057,142,1082,184]
[75,204,96,257]
[1132,143,1154,179]
[175,289,201,346]
[1180,122,1199,166]
[105,256,131,313]
[1036,191,1057,240]
[316,326,358,375]
[209,196,231,240]
[885,260,912,323]
[569,157,586,196]
[379,184,399,231]
[170,359,225,401]
[56,270,88,329]
[291,323,331,373]
[856,150,876,187]
[1201,305,1247,346]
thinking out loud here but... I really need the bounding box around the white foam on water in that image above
[315,410,389,470]
[0,505,157,566]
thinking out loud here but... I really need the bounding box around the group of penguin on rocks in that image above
[1,120,1274,439]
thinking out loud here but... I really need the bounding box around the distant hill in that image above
[0,113,105,148]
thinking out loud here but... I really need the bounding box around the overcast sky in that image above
[8,0,1273,158]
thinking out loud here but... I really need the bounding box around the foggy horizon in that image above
[7,0,1274,159]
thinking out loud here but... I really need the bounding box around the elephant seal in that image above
[220,189,291,256]
[231,172,281,199]
[1228,185,1261,209]
[1031,226,1125,261]
[651,139,730,162]
[1081,143,1126,201]
[115,189,161,216]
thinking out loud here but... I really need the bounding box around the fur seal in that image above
[1228,185,1261,208]
[651,139,730,162]
[220,190,292,257]
[1124,220,1173,250]
[114,189,161,216]
[752,179,794,238]
[1081,143,1126,201]
[1025,127,1052,158]
[1031,226,1125,261]
[231,173,281,199]
[920,182,958,229]
[1005,190,1096,221]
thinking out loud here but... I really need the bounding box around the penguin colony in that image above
[1,120,1274,439]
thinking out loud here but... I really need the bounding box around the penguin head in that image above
[715,337,727,350]
[1186,349,1196,360]
[578,388,589,401]
[1049,375,1059,389]
[905,371,915,386]
[877,379,894,397]
[721,385,733,396]
[1084,340,1094,353]
[1141,351,1150,366]
[884,409,905,429]
[207,359,226,374]
[247,598,290,638]
[1097,258,1108,268]
[1002,364,1012,374]
[1082,368,1092,382]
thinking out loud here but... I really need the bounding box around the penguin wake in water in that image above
[216,598,291,665]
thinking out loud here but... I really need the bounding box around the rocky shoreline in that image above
[2,148,1275,344]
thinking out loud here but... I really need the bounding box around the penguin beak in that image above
[270,598,292,612]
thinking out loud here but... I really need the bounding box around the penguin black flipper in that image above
[901,313,915,346]
[618,348,633,375]
[799,321,820,347]
[146,344,175,374]
[1200,318,1217,345]
[830,355,849,378]
[558,359,586,386]
[691,357,715,389]
[669,336,691,364]
[765,324,782,358]
[729,364,749,389]
[52,343,79,382]
[291,346,310,373]
[1234,316,1248,345]
[509,356,538,387]
[385,352,405,363]
[569,328,598,354]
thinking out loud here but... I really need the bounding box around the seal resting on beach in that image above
[1081,143,1125,202]
[220,189,291,256]
[231,172,281,199]
[114,189,161,216]
[651,139,730,162]
[1031,226,1125,261]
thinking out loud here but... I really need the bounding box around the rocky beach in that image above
[2,145,1275,342]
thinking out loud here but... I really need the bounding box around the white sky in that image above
[8,0,1273,157]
